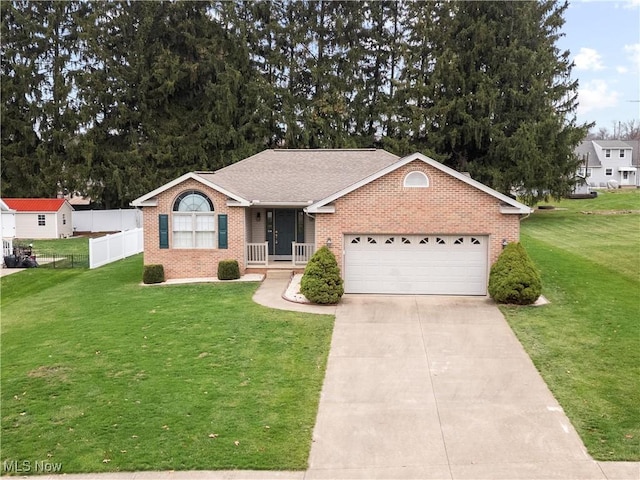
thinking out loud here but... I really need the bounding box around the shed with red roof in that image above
[3,198,74,239]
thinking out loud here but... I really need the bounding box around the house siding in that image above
[15,213,57,239]
[313,161,520,272]
[56,204,74,238]
[142,178,246,279]
[250,208,267,243]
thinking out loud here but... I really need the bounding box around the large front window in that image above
[172,191,215,248]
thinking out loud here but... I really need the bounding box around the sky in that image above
[557,0,640,134]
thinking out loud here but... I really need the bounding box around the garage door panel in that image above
[344,234,488,295]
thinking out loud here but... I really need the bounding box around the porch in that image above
[245,207,316,267]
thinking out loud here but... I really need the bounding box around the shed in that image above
[3,198,74,239]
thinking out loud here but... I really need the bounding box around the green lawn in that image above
[14,237,90,256]
[1,257,334,473]
[501,189,640,461]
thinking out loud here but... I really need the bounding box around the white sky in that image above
[557,0,640,133]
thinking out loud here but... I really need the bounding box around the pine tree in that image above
[78,1,268,207]
[1,1,89,198]
[412,1,588,203]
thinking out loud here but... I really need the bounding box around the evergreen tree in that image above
[2,0,588,206]
[1,1,42,197]
[80,1,267,207]
[1,1,89,198]
[411,1,588,203]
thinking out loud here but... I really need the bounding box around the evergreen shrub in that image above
[217,259,240,280]
[300,246,344,304]
[143,264,165,284]
[488,242,542,305]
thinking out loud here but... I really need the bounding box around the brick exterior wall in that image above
[314,160,521,272]
[141,160,521,281]
[142,179,246,280]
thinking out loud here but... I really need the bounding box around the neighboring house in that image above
[3,198,74,239]
[1,199,16,257]
[575,140,637,188]
[131,149,532,295]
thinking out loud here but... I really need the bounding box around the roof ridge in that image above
[269,148,383,152]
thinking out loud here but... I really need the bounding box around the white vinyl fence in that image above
[74,209,142,233]
[89,228,143,269]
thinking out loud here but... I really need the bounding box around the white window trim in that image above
[620,150,625,158]
[605,168,613,176]
[172,212,216,249]
[38,214,46,226]
[605,149,611,158]
[172,190,216,249]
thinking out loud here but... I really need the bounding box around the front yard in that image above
[2,189,638,471]
[502,190,640,460]
[1,257,334,473]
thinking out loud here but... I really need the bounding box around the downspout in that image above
[519,211,531,222]
[303,209,315,221]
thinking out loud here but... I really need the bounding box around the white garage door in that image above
[344,234,488,295]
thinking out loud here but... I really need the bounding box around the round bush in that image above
[300,246,344,304]
[488,242,542,305]
[217,259,240,280]
[143,264,165,284]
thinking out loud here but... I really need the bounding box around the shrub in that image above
[300,246,344,304]
[217,259,240,280]
[488,242,542,305]
[143,264,165,284]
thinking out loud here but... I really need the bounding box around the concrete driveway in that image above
[307,295,626,480]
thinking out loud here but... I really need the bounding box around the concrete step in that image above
[266,270,293,279]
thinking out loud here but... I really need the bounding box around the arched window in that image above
[172,190,215,248]
[173,191,214,212]
[403,171,429,188]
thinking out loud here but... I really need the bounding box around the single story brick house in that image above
[3,198,74,239]
[131,149,532,295]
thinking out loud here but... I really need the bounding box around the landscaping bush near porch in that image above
[1,256,334,473]
[300,246,344,304]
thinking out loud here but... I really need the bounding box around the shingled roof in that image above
[575,141,601,167]
[196,149,400,204]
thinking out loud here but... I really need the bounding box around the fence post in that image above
[89,237,94,268]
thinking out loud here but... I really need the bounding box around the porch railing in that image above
[292,242,314,265]
[246,242,268,266]
[245,242,315,266]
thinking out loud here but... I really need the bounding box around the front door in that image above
[268,209,296,258]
